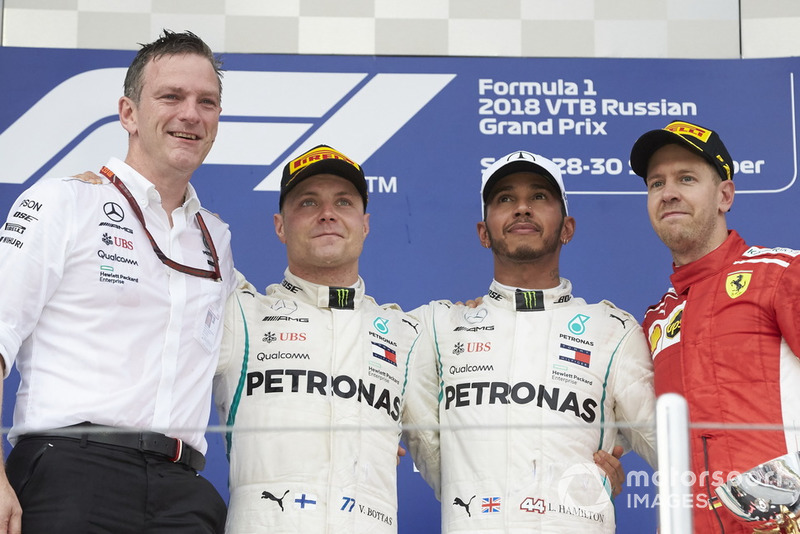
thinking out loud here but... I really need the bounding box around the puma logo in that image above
[261,490,290,511]
[610,313,629,328]
[453,495,475,517]
[402,318,419,333]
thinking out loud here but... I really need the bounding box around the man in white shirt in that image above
[0,30,235,534]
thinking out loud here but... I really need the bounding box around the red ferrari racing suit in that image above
[643,231,800,532]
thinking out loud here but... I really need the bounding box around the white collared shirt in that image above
[0,158,235,453]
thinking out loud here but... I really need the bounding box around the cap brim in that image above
[280,159,368,208]
[482,161,560,203]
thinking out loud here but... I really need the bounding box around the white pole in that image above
[656,393,693,533]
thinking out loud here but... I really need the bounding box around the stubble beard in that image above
[486,222,562,263]
[653,211,718,261]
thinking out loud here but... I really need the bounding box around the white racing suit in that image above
[214,270,439,534]
[412,278,657,533]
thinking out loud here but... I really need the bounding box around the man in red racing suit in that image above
[631,120,800,533]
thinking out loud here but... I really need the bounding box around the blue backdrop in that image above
[2,47,798,533]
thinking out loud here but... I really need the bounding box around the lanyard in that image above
[99,166,222,281]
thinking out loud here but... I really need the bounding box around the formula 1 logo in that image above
[0,68,455,188]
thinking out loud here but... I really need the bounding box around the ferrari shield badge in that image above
[726,271,752,299]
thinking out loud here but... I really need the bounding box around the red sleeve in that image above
[774,256,800,359]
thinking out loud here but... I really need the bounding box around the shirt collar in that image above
[278,269,366,310]
[486,278,574,311]
[104,157,201,218]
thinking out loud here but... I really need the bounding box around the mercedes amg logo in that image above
[103,202,124,222]
[464,308,487,324]
[271,299,297,315]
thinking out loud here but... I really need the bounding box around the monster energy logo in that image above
[515,289,545,311]
[329,287,355,310]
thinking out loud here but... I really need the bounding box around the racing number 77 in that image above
[341,496,356,512]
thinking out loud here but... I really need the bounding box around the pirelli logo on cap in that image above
[665,121,712,143]
[289,147,361,176]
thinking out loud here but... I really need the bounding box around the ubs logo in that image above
[666,310,682,339]
[453,341,491,355]
[262,332,307,342]
[280,332,307,342]
[102,232,133,250]
[103,202,124,222]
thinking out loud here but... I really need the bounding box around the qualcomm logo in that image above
[0,68,456,188]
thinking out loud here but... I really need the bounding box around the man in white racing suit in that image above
[412,150,657,533]
[214,145,439,534]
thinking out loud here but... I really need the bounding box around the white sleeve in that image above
[0,179,75,375]
[213,271,255,427]
[401,303,442,499]
[215,270,253,374]
[611,317,658,469]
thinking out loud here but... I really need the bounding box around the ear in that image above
[273,213,287,244]
[362,212,370,240]
[560,216,576,245]
[477,221,490,248]
[119,96,137,136]
[718,179,735,214]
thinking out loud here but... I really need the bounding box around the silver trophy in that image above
[715,452,800,533]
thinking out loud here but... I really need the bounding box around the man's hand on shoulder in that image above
[72,171,104,184]
[456,297,483,308]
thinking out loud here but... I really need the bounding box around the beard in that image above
[485,220,563,262]
[651,209,720,261]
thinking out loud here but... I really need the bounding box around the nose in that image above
[177,99,201,123]
[658,180,681,203]
[318,201,337,221]
[514,199,532,216]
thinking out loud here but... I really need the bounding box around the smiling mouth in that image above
[171,132,199,140]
